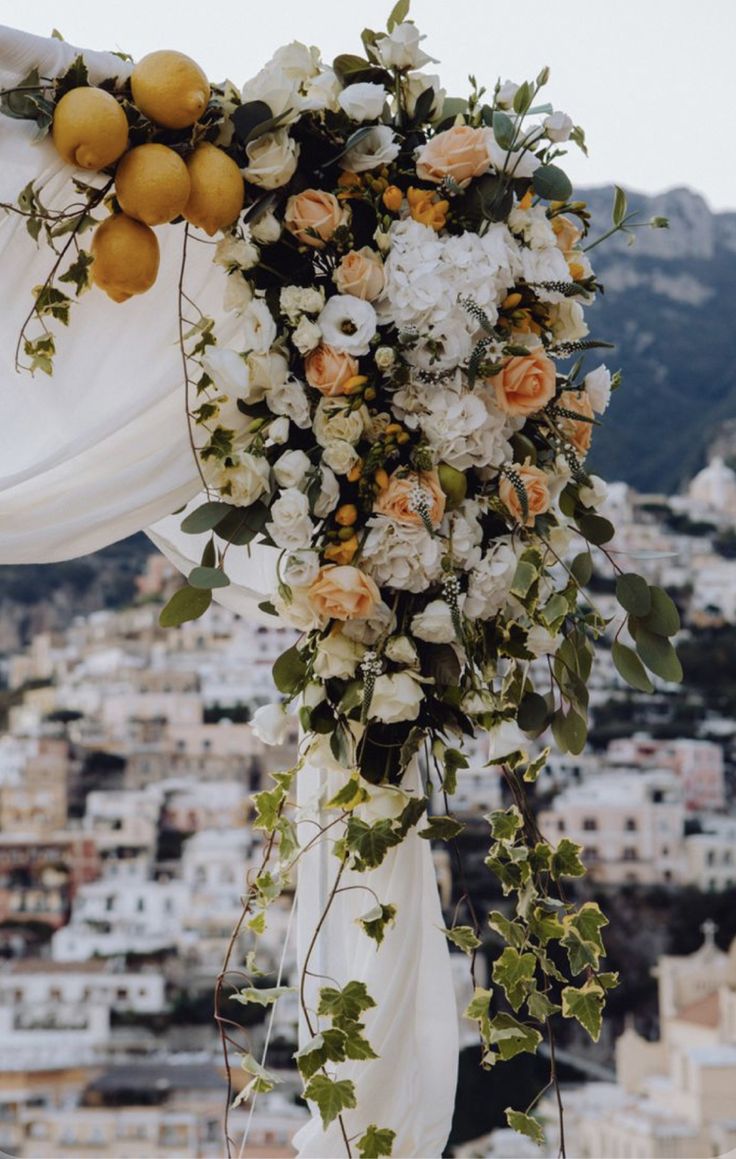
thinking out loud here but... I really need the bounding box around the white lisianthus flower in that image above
[280,285,325,323]
[223,274,253,314]
[314,631,365,679]
[241,65,303,124]
[267,377,311,428]
[464,540,518,620]
[584,365,612,414]
[361,516,443,593]
[525,624,563,658]
[322,439,360,476]
[267,416,290,445]
[214,234,260,270]
[251,210,282,245]
[251,702,291,745]
[272,448,311,488]
[487,138,541,178]
[241,300,278,353]
[410,599,459,643]
[385,634,418,666]
[374,22,436,69]
[266,487,314,549]
[578,474,608,509]
[202,452,270,508]
[292,316,323,355]
[313,397,366,446]
[496,79,519,109]
[303,67,341,112]
[244,129,300,189]
[271,41,321,81]
[403,72,445,119]
[340,125,400,173]
[317,295,377,356]
[371,672,424,724]
[283,549,320,588]
[544,110,574,142]
[203,347,249,396]
[549,299,589,343]
[312,466,341,518]
[338,82,387,121]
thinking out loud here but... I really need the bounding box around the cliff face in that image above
[579,186,736,492]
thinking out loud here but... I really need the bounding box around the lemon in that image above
[90,213,160,303]
[52,87,128,170]
[131,50,210,129]
[115,143,191,226]
[183,143,244,236]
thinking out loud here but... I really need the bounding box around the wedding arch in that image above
[0,7,680,1156]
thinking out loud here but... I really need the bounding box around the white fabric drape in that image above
[0,25,459,1156]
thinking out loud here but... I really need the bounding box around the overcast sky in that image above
[3,0,734,210]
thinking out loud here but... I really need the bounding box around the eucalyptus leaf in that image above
[615,573,651,616]
[159,585,212,628]
[576,513,615,545]
[532,163,573,202]
[180,501,234,534]
[640,586,680,636]
[188,566,230,590]
[634,628,683,683]
[272,644,308,695]
[611,640,654,693]
[570,552,593,585]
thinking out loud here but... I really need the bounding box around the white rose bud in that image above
[544,111,574,143]
[244,128,300,189]
[314,631,365,679]
[283,549,320,588]
[268,416,290,445]
[375,346,395,371]
[266,487,314,549]
[292,316,323,355]
[385,634,418,666]
[370,672,424,724]
[374,23,436,70]
[214,234,260,270]
[584,365,612,414]
[322,439,360,475]
[578,474,608,509]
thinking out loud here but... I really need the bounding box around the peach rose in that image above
[333,247,385,300]
[559,390,595,457]
[493,352,557,418]
[499,463,551,527]
[415,125,492,188]
[305,345,359,396]
[308,565,381,621]
[552,214,583,259]
[373,470,446,528]
[285,190,346,248]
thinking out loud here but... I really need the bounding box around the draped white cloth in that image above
[0,25,459,1156]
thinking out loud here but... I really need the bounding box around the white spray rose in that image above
[317,295,377,356]
[549,299,589,343]
[244,129,300,189]
[214,234,259,270]
[578,474,608,509]
[268,416,290,444]
[272,448,311,488]
[314,631,365,679]
[371,672,424,724]
[338,82,387,121]
[283,549,320,588]
[267,377,311,428]
[384,635,418,666]
[280,285,325,323]
[251,210,282,244]
[273,586,325,631]
[251,702,291,745]
[544,111,574,142]
[403,72,445,119]
[374,22,436,69]
[266,487,314,549]
[322,439,360,475]
[292,316,323,355]
[313,397,366,446]
[202,452,270,507]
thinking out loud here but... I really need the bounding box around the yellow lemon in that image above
[90,213,160,303]
[183,143,244,236]
[131,50,210,129]
[52,87,128,170]
[115,143,191,226]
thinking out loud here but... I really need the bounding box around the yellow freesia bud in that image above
[347,461,363,483]
[407,186,448,231]
[517,189,534,210]
[382,185,403,212]
[502,292,523,310]
[325,534,359,564]
[343,374,369,395]
[336,503,358,527]
[374,468,390,490]
[568,260,585,280]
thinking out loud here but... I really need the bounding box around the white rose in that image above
[241,65,302,124]
[280,284,325,323]
[249,350,290,391]
[273,448,311,488]
[550,299,589,344]
[251,702,291,746]
[203,347,248,396]
[403,72,445,119]
[578,474,608,509]
[385,634,418,666]
[202,452,270,507]
[525,624,563,657]
[273,586,325,631]
[312,466,340,517]
[314,631,365,680]
[322,439,360,475]
[317,295,377,356]
[266,487,314,549]
[242,300,278,353]
[374,23,436,70]
[244,129,300,190]
[283,549,320,587]
[313,397,366,447]
[338,82,387,121]
[339,125,400,173]
[584,365,612,414]
[544,111,574,143]
[267,377,311,429]
[267,416,290,444]
[411,599,459,644]
[292,316,322,355]
[214,234,259,270]
[251,210,282,245]
[370,672,424,724]
[224,275,253,314]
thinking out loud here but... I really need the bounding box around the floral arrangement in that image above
[1,3,681,1154]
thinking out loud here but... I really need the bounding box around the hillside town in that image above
[1,457,736,1157]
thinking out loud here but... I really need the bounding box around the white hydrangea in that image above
[400,376,513,471]
[508,204,558,250]
[464,539,519,620]
[441,500,483,571]
[360,515,443,593]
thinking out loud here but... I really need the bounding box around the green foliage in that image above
[492,947,537,1011]
[357,1125,397,1158]
[272,644,308,695]
[318,981,376,1024]
[419,815,465,841]
[612,640,654,693]
[444,925,481,954]
[231,985,294,1008]
[303,1075,357,1128]
[532,164,573,202]
[505,1109,544,1146]
[188,566,230,589]
[615,573,651,616]
[561,980,605,1041]
[180,501,233,533]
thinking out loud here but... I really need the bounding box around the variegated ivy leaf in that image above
[252,786,286,832]
[492,947,537,1011]
[318,980,376,1023]
[487,806,523,841]
[232,1053,281,1105]
[358,903,397,946]
[506,1109,544,1147]
[562,980,605,1041]
[357,1124,397,1158]
[327,774,370,811]
[486,1012,542,1060]
[303,1074,357,1129]
[443,925,481,954]
[231,985,294,1007]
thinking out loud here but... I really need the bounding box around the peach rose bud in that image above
[493,352,557,418]
[559,389,595,457]
[552,214,583,259]
[305,345,359,396]
[499,463,551,527]
[373,469,446,528]
[285,189,346,248]
[308,565,381,621]
[415,124,493,188]
[333,247,385,300]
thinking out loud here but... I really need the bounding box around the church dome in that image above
[688,457,736,513]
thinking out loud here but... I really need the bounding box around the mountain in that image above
[579,186,736,492]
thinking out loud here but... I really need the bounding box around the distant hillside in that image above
[579,186,736,492]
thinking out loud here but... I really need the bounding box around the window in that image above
[625,818,637,831]
[706,850,716,866]
[558,819,565,832]
[622,847,637,861]
[136,897,145,912]
[583,818,598,831]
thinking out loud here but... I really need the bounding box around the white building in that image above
[52,877,189,961]
[685,816,736,892]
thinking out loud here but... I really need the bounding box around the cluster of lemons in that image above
[51,51,244,302]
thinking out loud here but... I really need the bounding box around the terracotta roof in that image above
[676,991,719,1027]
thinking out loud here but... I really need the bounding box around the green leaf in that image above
[387,0,410,31]
[492,110,515,150]
[159,585,212,628]
[611,640,654,694]
[550,838,585,879]
[576,513,615,545]
[59,249,94,296]
[562,709,587,755]
[188,565,230,589]
[523,748,550,784]
[442,747,469,795]
[235,1052,279,1099]
[612,184,628,227]
[318,981,376,1023]
[215,501,270,546]
[345,817,401,869]
[615,572,651,616]
[570,551,593,586]
[444,925,481,954]
[252,786,285,832]
[561,981,605,1041]
[327,775,369,811]
[231,985,293,1007]
[640,586,680,636]
[232,99,275,144]
[303,1075,357,1129]
[272,644,308,695]
[488,807,523,841]
[358,903,397,946]
[532,163,573,202]
[342,1022,378,1060]
[180,500,234,534]
[634,628,683,683]
[510,559,537,599]
[492,947,537,1011]
[487,1012,542,1059]
[358,1125,397,1158]
[512,81,533,115]
[506,1109,544,1146]
[419,815,464,841]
